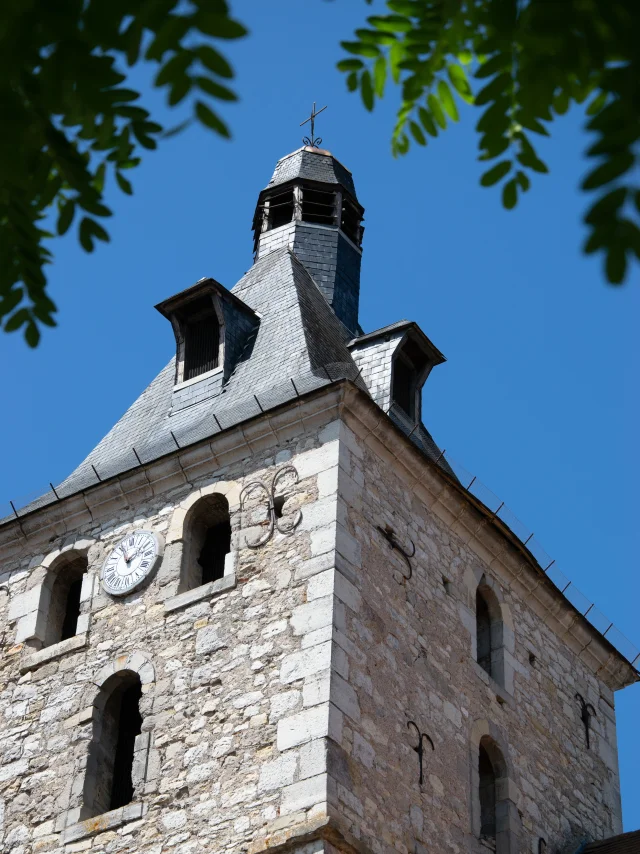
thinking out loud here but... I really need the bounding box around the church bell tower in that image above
[252,145,364,335]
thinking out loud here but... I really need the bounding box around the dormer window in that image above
[392,355,416,418]
[182,297,220,381]
[156,278,258,404]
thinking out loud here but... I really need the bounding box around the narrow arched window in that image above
[479,742,497,842]
[180,494,231,592]
[46,557,87,647]
[476,589,492,677]
[475,581,505,686]
[85,672,142,817]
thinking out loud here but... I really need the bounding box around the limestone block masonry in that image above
[0,385,632,854]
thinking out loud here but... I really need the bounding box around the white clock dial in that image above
[101,530,163,596]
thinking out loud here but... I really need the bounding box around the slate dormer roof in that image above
[266,146,358,199]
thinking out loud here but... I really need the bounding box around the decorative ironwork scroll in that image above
[377,525,415,580]
[407,720,434,785]
[300,102,327,148]
[240,465,302,549]
[575,693,597,749]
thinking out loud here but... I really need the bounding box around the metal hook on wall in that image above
[575,693,597,749]
[377,525,415,580]
[407,720,434,785]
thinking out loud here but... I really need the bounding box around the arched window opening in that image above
[475,581,505,686]
[479,742,497,843]
[47,557,87,647]
[181,494,231,592]
[85,672,143,817]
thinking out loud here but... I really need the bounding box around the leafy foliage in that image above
[339,0,639,285]
[0,0,246,346]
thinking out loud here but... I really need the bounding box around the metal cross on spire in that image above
[300,102,327,148]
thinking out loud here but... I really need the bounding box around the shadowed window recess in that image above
[83,671,143,818]
[182,297,220,381]
[475,581,506,687]
[46,557,87,647]
[479,742,497,842]
[180,494,231,592]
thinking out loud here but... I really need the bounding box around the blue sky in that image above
[2,0,638,831]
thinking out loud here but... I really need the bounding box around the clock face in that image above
[101,530,163,596]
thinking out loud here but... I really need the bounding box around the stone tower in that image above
[0,145,637,854]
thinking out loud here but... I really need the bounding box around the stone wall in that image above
[0,391,630,854]
[0,416,346,854]
[324,420,623,854]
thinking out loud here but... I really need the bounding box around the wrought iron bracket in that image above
[240,465,302,549]
[575,692,597,749]
[377,525,415,580]
[407,720,434,785]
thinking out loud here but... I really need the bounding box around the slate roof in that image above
[267,147,358,199]
[55,247,368,495]
[582,831,640,853]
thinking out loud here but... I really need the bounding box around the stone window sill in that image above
[20,632,88,674]
[61,803,146,844]
[163,573,236,614]
[472,660,513,707]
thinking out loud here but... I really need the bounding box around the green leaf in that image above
[475,73,511,106]
[605,245,627,284]
[502,178,518,209]
[418,107,438,137]
[438,80,459,121]
[195,77,238,101]
[389,40,404,83]
[447,64,473,103]
[475,54,510,80]
[25,320,40,348]
[515,171,530,192]
[79,217,95,253]
[116,171,133,194]
[168,76,192,106]
[387,1,419,14]
[341,41,381,58]
[4,308,30,332]
[374,56,386,98]
[197,46,234,79]
[195,101,230,137]
[57,200,76,236]
[346,71,359,93]
[480,160,511,187]
[409,121,426,146]
[395,133,410,155]
[337,59,365,72]
[586,91,607,116]
[427,93,446,129]
[585,188,627,224]
[553,90,570,116]
[361,70,374,111]
[155,52,193,87]
[368,15,412,32]
[193,12,247,39]
[581,153,635,191]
